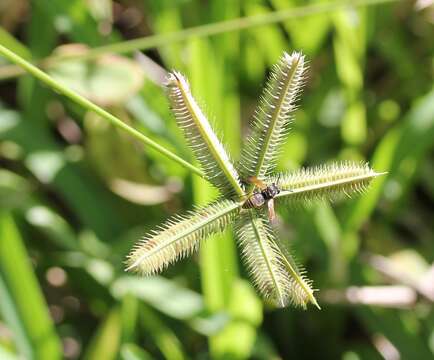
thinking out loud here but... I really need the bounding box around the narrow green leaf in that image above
[0,27,31,59]
[0,212,62,360]
[82,308,121,360]
[270,0,331,55]
[3,0,398,67]
[240,51,305,183]
[120,343,152,360]
[187,33,261,358]
[140,305,185,360]
[120,294,138,344]
[343,88,434,232]
[166,71,244,196]
[126,199,241,275]
[111,276,204,321]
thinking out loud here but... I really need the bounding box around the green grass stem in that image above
[0,44,204,179]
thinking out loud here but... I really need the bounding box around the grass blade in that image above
[343,89,434,232]
[139,305,185,360]
[187,34,261,358]
[0,212,62,359]
[0,0,398,71]
[82,308,121,360]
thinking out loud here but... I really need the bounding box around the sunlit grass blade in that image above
[166,72,244,196]
[271,162,384,204]
[0,0,399,81]
[126,199,241,275]
[0,212,62,359]
[240,51,305,184]
[82,308,121,360]
[138,304,186,360]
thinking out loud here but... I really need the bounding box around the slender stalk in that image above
[0,0,398,80]
[0,44,204,179]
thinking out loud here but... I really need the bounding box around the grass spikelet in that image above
[126,199,241,275]
[235,210,318,308]
[272,161,383,205]
[166,72,244,196]
[240,51,306,183]
[235,210,291,307]
[271,233,319,309]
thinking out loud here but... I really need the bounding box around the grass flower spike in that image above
[166,72,244,196]
[127,51,384,309]
[240,51,305,183]
[126,200,240,274]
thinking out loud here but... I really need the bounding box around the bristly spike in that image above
[126,199,241,275]
[234,209,317,308]
[234,210,291,307]
[271,162,384,205]
[166,72,244,197]
[270,228,319,308]
[240,51,306,184]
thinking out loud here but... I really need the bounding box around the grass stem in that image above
[0,0,398,80]
[0,44,204,179]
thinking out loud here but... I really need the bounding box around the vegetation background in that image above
[0,0,433,359]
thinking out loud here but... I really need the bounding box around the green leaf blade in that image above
[126,199,241,275]
[0,212,62,359]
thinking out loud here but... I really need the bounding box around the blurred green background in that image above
[0,0,433,359]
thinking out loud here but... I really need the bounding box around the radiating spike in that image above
[166,72,244,197]
[126,200,241,275]
[270,162,384,205]
[239,51,306,182]
[234,210,317,308]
